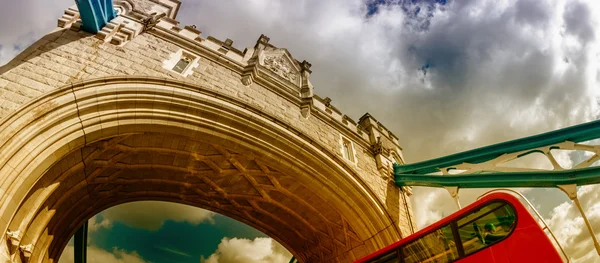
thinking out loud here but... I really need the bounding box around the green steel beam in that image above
[395,119,600,175]
[396,166,600,188]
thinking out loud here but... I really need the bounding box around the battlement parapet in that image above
[54,0,405,170]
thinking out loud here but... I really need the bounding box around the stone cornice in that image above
[135,18,397,159]
[310,104,373,152]
[56,1,402,162]
[149,26,247,71]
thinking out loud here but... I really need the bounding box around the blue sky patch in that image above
[89,213,266,263]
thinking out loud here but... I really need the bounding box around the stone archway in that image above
[0,77,400,263]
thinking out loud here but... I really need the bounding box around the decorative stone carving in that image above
[20,244,32,253]
[6,230,21,241]
[300,106,311,118]
[5,230,21,254]
[263,55,298,82]
[373,136,384,155]
[241,75,253,86]
[258,34,270,44]
[129,0,156,13]
[300,60,312,73]
[20,244,33,262]
[300,97,312,118]
[323,97,332,107]
[142,12,166,32]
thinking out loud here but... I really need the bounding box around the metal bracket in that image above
[558,184,600,256]
[557,184,577,200]
[444,186,461,209]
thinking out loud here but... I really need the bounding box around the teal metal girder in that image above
[394,119,600,175]
[393,119,600,257]
[75,0,117,33]
[395,166,600,188]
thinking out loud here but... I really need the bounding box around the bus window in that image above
[401,224,458,263]
[369,250,399,263]
[456,202,516,255]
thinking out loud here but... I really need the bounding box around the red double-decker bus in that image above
[355,192,565,263]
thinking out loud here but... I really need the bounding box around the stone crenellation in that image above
[150,8,405,168]
[58,1,404,158]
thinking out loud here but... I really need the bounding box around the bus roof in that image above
[357,192,524,261]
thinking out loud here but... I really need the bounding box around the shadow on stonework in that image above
[0,28,91,76]
[385,178,408,238]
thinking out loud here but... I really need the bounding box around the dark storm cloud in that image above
[176,0,598,162]
[515,0,551,27]
[564,1,595,44]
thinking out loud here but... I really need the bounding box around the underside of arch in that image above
[0,77,400,263]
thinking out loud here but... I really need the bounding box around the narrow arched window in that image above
[173,56,192,73]
[342,137,355,162]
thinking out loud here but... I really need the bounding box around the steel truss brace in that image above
[557,184,600,255]
[394,119,600,255]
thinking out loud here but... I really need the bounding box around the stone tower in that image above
[0,1,415,262]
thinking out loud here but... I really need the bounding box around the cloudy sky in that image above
[2,0,600,262]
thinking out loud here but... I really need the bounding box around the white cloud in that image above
[88,215,112,232]
[97,201,215,231]
[413,188,445,228]
[201,237,292,263]
[3,0,600,261]
[0,0,72,65]
[58,245,149,263]
[175,0,600,167]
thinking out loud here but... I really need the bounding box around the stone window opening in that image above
[341,136,356,163]
[163,49,199,77]
[172,55,192,73]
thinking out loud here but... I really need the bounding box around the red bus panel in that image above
[355,193,562,263]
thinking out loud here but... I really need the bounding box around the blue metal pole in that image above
[74,0,117,33]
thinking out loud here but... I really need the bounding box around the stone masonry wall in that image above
[0,3,415,243]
